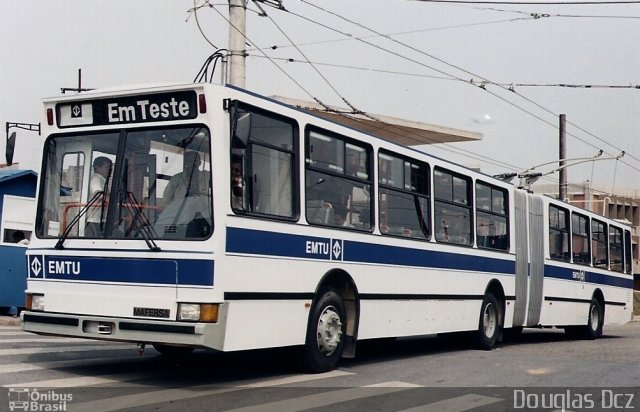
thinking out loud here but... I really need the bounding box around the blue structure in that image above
[0,169,37,315]
[0,169,37,211]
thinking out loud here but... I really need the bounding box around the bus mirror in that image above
[233,112,251,148]
[6,131,16,165]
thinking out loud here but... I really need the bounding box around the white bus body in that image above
[22,83,633,372]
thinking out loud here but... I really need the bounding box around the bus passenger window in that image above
[571,213,590,265]
[592,219,608,268]
[625,230,632,274]
[230,103,296,218]
[305,129,372,231]
[610,226,624,273]
[475,181,509,251]
[434,168,472,246]
[549,205,570,261]
[378,151,430,240]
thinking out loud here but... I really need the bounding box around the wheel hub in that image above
[316,306,343,356]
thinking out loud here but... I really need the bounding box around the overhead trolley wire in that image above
[410,0,640,5]
[294,0,640,175]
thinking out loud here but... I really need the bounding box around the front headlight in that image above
[177,303,218,322]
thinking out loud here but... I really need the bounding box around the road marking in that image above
[0,331,33,336]
[1,337,94,344]
[4,373,146,388]
[224,381,419,412]
[0,355,148,374]
[398,393,504,412]
[0,344,133,356]
[68,370,354,412]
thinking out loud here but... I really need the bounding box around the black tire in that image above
[302,289,346,373]
[582,298,604,340]
[153,344,195,357]
[474,293,501,350]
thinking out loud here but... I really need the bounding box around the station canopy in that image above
[272,96,482,146]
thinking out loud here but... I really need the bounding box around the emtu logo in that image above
[29,256,42,278]
[71,104,82,118]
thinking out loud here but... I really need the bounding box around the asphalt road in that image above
[2,318,640,411]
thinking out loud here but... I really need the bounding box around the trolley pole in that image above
[559,114,567,201]
[228,0,247,88]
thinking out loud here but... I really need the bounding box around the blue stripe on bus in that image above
[226,227,515,274]
[344,240,515,274]
[27,255,214,286]
[544,264,632,289]
[227,227,632,289]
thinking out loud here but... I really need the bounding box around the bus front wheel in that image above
[302,289,346,373]
[475,293,501,350]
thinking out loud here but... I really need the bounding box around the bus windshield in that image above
[36,125,212,242]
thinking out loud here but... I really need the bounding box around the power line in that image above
[250,55,640,91]
[410,0,640,5]
[294,0,640,176]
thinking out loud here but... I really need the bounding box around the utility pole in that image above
[559,114,567,201]
[228,0,247,88]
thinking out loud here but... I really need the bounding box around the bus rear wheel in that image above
[302,289,346,373]
[475,293,501,350]
[576,298,604,340]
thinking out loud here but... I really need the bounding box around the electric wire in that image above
[187,0,219,49]
[295,0,640,176]
[259,5,363,113]
[411,0,640,5]
[191,1,638,193]
[207,0,332,111]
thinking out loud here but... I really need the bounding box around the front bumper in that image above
[21,306,228,350]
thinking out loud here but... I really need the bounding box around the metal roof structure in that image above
[272,96,482,146]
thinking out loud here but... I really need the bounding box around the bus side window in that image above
[378,150,430,240]
[610,226,624,273]
[475,181,509,251]
[592,219,608,268]
[305,128,372,231]
[549,205,570,261]
[571,213,590,265]
[230,103,297,218]
[434,168,472,246]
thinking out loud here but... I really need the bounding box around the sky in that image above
[1,0,639,197]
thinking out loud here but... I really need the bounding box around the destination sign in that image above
[56,91,198,127]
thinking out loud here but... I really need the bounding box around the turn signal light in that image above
[177,303,218,322]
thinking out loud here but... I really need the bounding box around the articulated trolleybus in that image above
[23,83,633,372]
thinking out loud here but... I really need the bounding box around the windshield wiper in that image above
[121,191,161,252]
[55,191,105,249]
